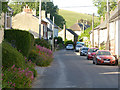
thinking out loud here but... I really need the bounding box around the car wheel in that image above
[87,56,89,60]
[93,60,95,64]
[95,59,98,65]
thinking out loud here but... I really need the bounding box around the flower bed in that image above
[29,45,53,67]
[2,58,37,88]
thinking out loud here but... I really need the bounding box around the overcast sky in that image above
[53,0,99,16]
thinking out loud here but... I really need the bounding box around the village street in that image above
[32,50,119,88]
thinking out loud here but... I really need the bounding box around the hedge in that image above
[2,41,26,69]
[4,29,33,57]
[35,38,51,49]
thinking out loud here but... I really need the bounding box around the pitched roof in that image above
[67,29,78,37]
[70,23,90,31]
[46,17,58,28]
[47,27,53,32]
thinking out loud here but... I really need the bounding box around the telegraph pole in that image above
[92,13,94,47]
[52,16,54,51]
[106,0,110,50]
[39,0,41,39]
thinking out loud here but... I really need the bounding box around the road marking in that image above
[65,85,77,88]
[99,72,120,75]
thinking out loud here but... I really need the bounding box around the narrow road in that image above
[32,50,119,88]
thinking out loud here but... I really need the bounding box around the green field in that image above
[59,9,99,28]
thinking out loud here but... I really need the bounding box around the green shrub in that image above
[2,42,37,88]
[64,40,74,46]
[2,41,26,69]
[4,29,33,57]
[54,37,63,44]
[28,45,53,67]
[35,38,51,49]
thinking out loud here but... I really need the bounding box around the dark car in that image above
[93,50,116,65]
[79,47,89,56]
[87,48,99,60]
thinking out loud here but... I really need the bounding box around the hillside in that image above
[59,9,99,28]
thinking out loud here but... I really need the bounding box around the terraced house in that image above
[90,1,120,58]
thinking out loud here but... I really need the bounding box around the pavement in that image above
[32,49,119,88]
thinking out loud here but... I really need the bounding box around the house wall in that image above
[54,28,58,37]
[66,30,74,41]
[109,22,116,54]
[99,29,107,44]
[115,20,120,57]
[74,31,82,36]
[58,30,64,41]
[58,30,74,41]
[94,30,98,46]
[90,33,92,45]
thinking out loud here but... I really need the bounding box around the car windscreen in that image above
[97,51,111,55]
[89,49,98,52]
[82,48,89,50]
[68,45,73,47]
[76,45,82,47]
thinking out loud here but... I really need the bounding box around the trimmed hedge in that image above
[35,38,51,49]
[2,41,26,69]
[64,40,74,46]
[4,29,33,57]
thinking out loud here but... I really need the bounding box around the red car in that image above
[87,48,99,60]
[93,50,116,65]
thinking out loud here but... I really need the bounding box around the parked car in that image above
[93,50,116,65]
[87,48,99,60]
[66,44,74,50]
[75,44,83,52]
[76,42,85,46]
[79,47,89,56]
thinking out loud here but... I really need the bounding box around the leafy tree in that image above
[9,1,66,29]
[1,2,8,13]
[93,0,117,18]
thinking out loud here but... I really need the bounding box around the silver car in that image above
[66,44,74,50]
[75,44,83,52]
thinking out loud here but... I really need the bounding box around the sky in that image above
[53,0,99,16]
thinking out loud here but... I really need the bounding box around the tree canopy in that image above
[93,0,117,18]
[9,1,65,29]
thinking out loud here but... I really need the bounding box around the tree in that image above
[93,0,117,18]
[9,1,66,29]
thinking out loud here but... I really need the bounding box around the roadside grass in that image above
[59,9,99,28]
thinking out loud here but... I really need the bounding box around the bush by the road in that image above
[2,41,26,69]
[29,45,53,67]
[4,29,33,57]
[2,41,37,88]
[64,40,74,46]
[35,38,51,49]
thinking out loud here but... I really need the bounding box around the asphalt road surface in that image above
[32,49,119,88]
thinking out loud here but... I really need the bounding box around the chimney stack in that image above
[23,5,32,14]
[32,9,36,16]
[47,13,50,19]
[101,16,104,24]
